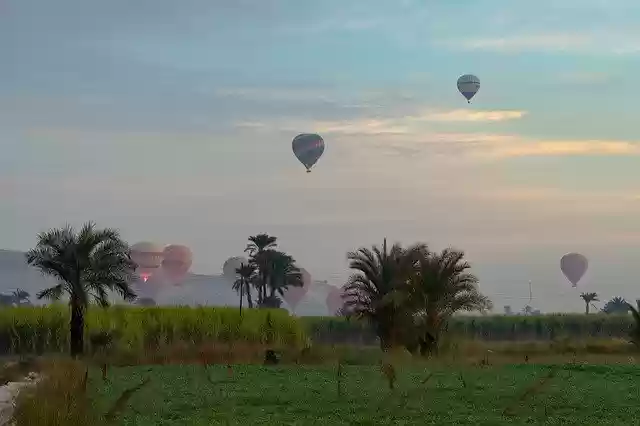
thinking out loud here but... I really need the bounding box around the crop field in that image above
[305,314,636,344]
[0,306,306,355]
[89,363,640,425]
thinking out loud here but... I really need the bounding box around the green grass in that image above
[89,363,640,425]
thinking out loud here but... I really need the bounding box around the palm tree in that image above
[265,250,303,299]
[405,248,492,355]
[602,297,629,314]
[25,222,137,357]
[11,289,31,306]
[233,262,256,312]
[626,299,640,348]
[580,292,599,314]
[245,234,278,304]
[522,305,534,316]
[342,238,426,350]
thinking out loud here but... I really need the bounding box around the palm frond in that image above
[36,284,65,301]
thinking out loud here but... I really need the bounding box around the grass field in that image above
[87,362,640,425]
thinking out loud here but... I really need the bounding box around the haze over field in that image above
[2,1,640,313]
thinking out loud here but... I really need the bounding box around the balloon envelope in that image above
[131,241,164,281]
[326,286,344,315]
[560,253,588,287]
[222,256,248,284]
[282,268,311,310]
[161,244,193,285]
[457,74,480,102]
[292,133,325,172]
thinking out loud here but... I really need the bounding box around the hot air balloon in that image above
[560,253,588,287]
[292,133,325,173]
[282,268,311,313]
[161,244,193,286]
[326,285,344,315]
[130,242,164,283]
[457,74,480,103]
[222,256,248,285]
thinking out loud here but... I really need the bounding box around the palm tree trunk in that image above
[378,324,397,351]
[585,302,590,315]
[70,299,85,357]
[246,283,253,308]
[239,282,244,316]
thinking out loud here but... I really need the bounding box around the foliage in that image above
[0,305,306,356]
[602,297,629,314]
[25,222,137,356]
[404,248,492,355]
[627,299,640,348]
[343,239,491,353]
[580,292,599,314]
[12,358,101,426]
[0,288,32,307]
[244,234,303,308]
[245,233,278,304]
[87,364,640,425]
[303,314,638,345]
[234,262,256,310]
[342,239,425,349]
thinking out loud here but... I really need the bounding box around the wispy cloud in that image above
[236,114,640,161]
[235,109,527,135]
[485,139,640,158]
[436,32,640,55]
[424,109,526,122]
[214,87,417,111]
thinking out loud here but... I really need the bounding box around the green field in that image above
[89,363,640,425]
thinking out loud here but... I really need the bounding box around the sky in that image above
[2,0,640,314]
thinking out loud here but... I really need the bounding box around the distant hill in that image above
[0,250,332,315]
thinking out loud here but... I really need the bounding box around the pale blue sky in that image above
[3,0,640,313]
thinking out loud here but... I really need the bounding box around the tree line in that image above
[21,223,307,356]
[16,221,640,358]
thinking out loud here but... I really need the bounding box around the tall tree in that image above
[342,239,426,350]
[627,300,640,348]
[405,248,492,355]
[580,292,599,314]
[234,262,256,312]
[602,297,629,314]
[245,234,278,304]
[265,250,302,299]
[26,222,137,357]
[11,289,31,306]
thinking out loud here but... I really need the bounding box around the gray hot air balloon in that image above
[457,74,480,103]
[560,253,588,287]
[292,133,325,173]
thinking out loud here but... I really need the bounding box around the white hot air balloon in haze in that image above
[326,285,344,316]
[130,241,164,282]
[282,268,311,313]
[457,74,480,103]
[222,256,248,285]
[161,244,193,286]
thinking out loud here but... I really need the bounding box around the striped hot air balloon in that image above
[457,74,480,103]
[292,133,325,173]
